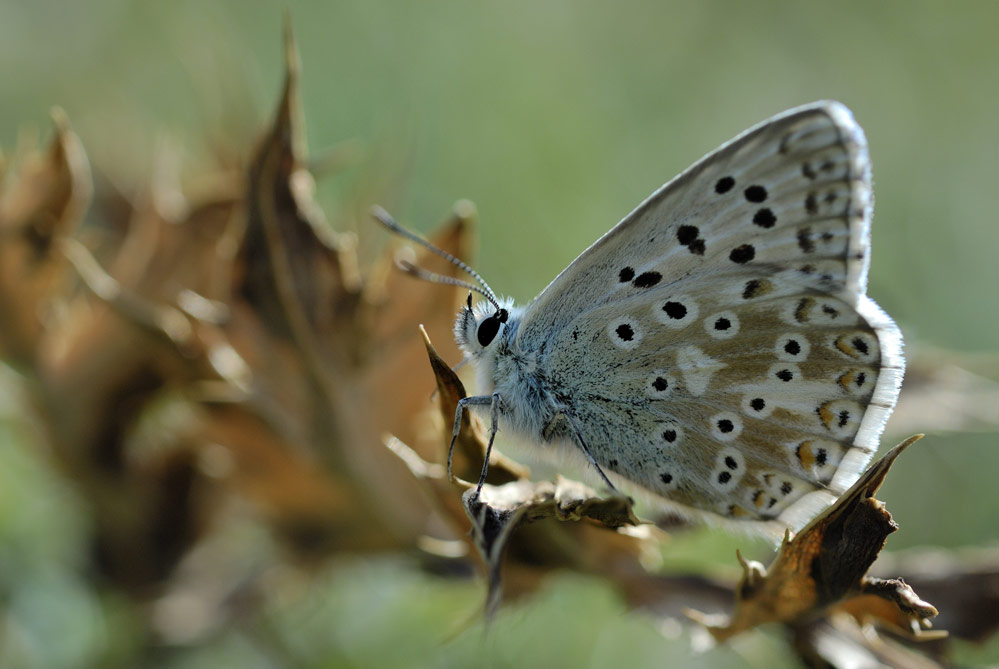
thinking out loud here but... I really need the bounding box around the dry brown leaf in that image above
[239,19,359,359]
[690,435,940,643]
[0,22,444,588]
[197,404,396,555]
[872,547,999,646]
[0,115,230,592]
[0,109,92,366]
[463,477,642,617]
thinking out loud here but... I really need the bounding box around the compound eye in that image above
[476,314,502,347]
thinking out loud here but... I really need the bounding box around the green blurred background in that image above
[1,1,997,667]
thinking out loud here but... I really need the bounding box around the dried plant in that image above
[1,21,996,668]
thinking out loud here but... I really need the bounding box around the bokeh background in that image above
[1,1,997,667]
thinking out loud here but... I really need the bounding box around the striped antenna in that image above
[371,205,501,311]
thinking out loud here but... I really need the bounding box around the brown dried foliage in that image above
[1,24,997,668]
[0,29,469,591]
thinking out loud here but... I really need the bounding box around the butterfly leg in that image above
[560,412,622,496]
[446,393,502,497]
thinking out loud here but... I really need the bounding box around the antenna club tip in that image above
[371,205,400,231]
[452,199,477,221]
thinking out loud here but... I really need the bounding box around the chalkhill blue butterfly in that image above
[377,101,904,533]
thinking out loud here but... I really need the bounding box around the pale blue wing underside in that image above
[516,102,903,530]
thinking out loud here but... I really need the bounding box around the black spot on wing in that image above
[662,301,687,320]
[729,244,755,264]
[715,176,735,193]
[634,271,662,288]
[677,225,706,256]
[753,208,777,228]
[744,185,768,203]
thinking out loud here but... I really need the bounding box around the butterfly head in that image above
[455,293,514,357]
[370,205,516,357]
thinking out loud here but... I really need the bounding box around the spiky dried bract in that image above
[847,578,943,637]
[0,109,91,366]
[463,477,642,618]
[872,548,999,645]
[691,435,940,643]
[421,326,527,486]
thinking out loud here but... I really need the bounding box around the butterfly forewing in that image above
[518,101,903,529]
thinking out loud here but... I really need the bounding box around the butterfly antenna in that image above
[395,259,499,310]
[371,205,501,310]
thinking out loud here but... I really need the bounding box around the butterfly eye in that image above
[476,308,509,347]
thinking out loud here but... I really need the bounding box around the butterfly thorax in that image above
[456,302,568,445]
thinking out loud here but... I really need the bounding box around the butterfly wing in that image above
[518,101,903,530]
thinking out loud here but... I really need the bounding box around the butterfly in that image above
[376,101,904,534]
